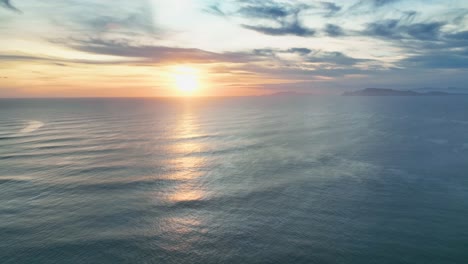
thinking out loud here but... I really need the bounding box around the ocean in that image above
[1,96,467,263]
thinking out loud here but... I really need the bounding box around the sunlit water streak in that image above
[0,97,468,264]
[19,120,44,134]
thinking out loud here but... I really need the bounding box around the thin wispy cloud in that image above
[320,2,342,17]
[324,24,345,37]
[0,0,21,13]
[210,0,316,37]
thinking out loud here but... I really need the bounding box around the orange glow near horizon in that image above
[171,66,200,96]
[0,60,292,97]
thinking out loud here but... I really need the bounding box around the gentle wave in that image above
[0,175,34,184]
[1,97,468,264]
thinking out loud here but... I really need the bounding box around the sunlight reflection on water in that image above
[1,97,468,263]
[160,102,208,249]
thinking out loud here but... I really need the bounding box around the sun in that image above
[172,66,199,95]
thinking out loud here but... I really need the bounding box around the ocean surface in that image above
[1,96,467,264]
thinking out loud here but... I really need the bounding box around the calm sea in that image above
[1,96,467,264]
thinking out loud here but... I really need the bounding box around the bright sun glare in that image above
[173,66,199,95]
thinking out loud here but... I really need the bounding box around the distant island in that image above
[343,88,458,96]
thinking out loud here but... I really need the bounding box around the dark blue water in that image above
[1,96,467,264]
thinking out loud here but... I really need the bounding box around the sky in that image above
[0,0,467,97]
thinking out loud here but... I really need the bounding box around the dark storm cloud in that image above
[0,0,21,13]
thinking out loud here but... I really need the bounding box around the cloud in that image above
[216,48,377,81]
[59,38,275,64]
[307,51,370,66]
[247,47,312,57]
[209,0,315,37]
[205,4,225,16]
[402,11,418,22]
[242,20,315,36]
[232,60,371,80]
[0,0,21,13]
[23,0,157,35]
[400,51,468,69]
[370,0,400,7]
[83,12,156,34]
[364,19,445,40]
[324,24,344,37]
[320,2,341,17]
[446,30,468,40]
[238,5,289,19]
[286,48,312,55]
[252,48,276,56]
[240,6,316,37]
[359,16,468,70]
[48,37,377,79]
[0,53,138,65]
[3,0,468,94]
[352,0,400,10]
[404,22,445,40]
